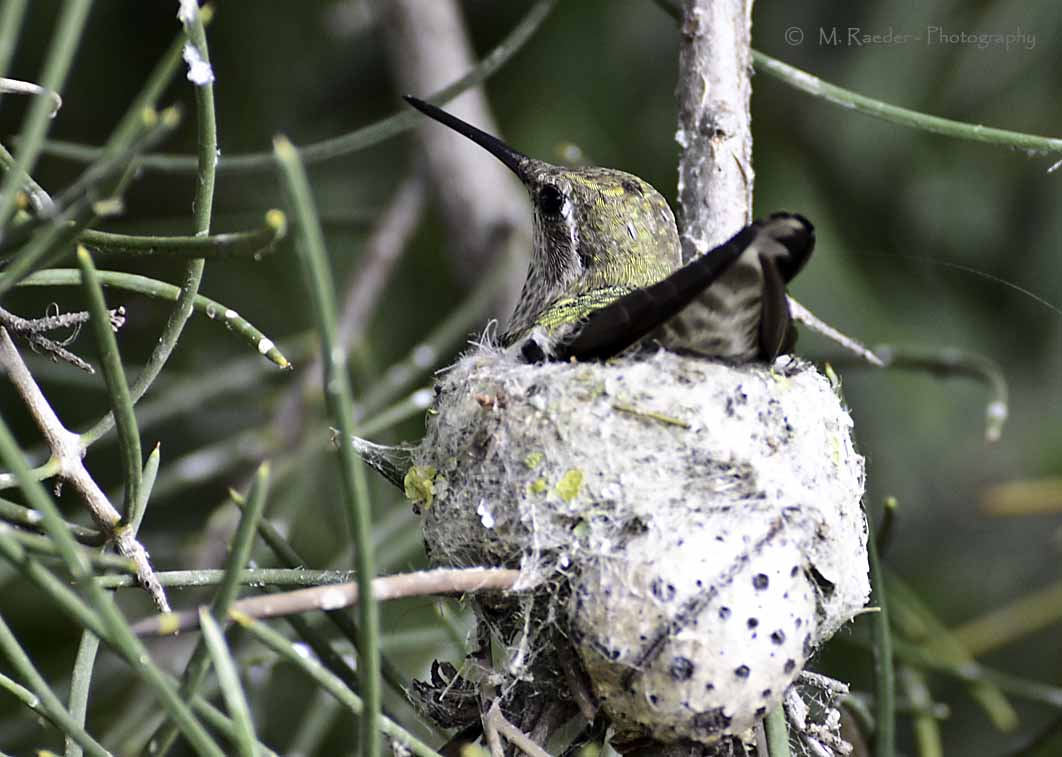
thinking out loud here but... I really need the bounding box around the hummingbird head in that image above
[405,97,681,340]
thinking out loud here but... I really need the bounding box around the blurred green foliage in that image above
[0,1,1058,754]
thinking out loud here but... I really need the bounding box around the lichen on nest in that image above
[407,344,869,747]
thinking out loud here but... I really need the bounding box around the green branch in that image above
[79,209,286,259]
[651,0,1062,156]
[78,247,142,516]
[751,49,1062,155]
[275,134,382,757]
[0,0,92,227]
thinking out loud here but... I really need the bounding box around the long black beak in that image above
[403,96,528,180]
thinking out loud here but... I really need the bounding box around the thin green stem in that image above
[0,494,101,543]
[35,0,557,175]
[241,492,410,699]
[900,666,943,757]
[0,140,52,214]
[66,631,102,757]
[0,107,181,297]
[866,501,895,757]
[751,49,1062,156]
[235,612,440,757]
[0,527,108,638]
[199,611,257,757]
[163,464,270,754]
[275,134,382,757]
[883,635,1062,710]
[763,704,790,757]
[99,567,355,590]
[652,0,1062,157]
[91,1,219,465]
[0,0,92,227]
[78,247,141,516]
[952,580,1062,657]
[65,448,161,757]
[129,443,160,535]
[0,614,110,757]
[0,0,29,78]
[78,210,286,259]
[0,418,224,755]
[188,693,280,757]
[886,570,1018,730]
[3,527,131,571]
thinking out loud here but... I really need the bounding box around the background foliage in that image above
[0,1,1058,754]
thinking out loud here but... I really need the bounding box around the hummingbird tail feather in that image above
[554,214,814,362]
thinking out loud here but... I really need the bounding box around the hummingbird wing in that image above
[552,213,814,363]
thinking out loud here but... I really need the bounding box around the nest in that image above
[407,345,869,749]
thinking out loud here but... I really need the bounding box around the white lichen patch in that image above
[181,42,215,86]
[414,346,869,746]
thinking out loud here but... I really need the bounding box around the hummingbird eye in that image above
[538,184,565,216]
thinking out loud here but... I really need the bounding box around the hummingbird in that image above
[403,96,814,365]
[344,99,816,490]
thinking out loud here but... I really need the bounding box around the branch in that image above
[132,567,521,636]
[675,0,754,262]
[0,327,168,610]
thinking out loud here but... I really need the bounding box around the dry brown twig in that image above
[132,566,521,636]
[0,327,168,610]
[0,303,127,372]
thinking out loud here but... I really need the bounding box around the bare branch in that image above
[0,304,126,373]
[787,297,884,367]
[133,566,522,636]
[0,327,168,610]
[675,0,754,263]
[485,700,552,757]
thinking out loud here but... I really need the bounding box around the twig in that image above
[831,343,1009,442]
[0,327,169,611]
[787,296,884,367]
[485,700,552,757]
[0,76,62,115]
[0,303,125,373]
[132,566,521,636]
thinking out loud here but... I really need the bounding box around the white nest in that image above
[409,346,869,746]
